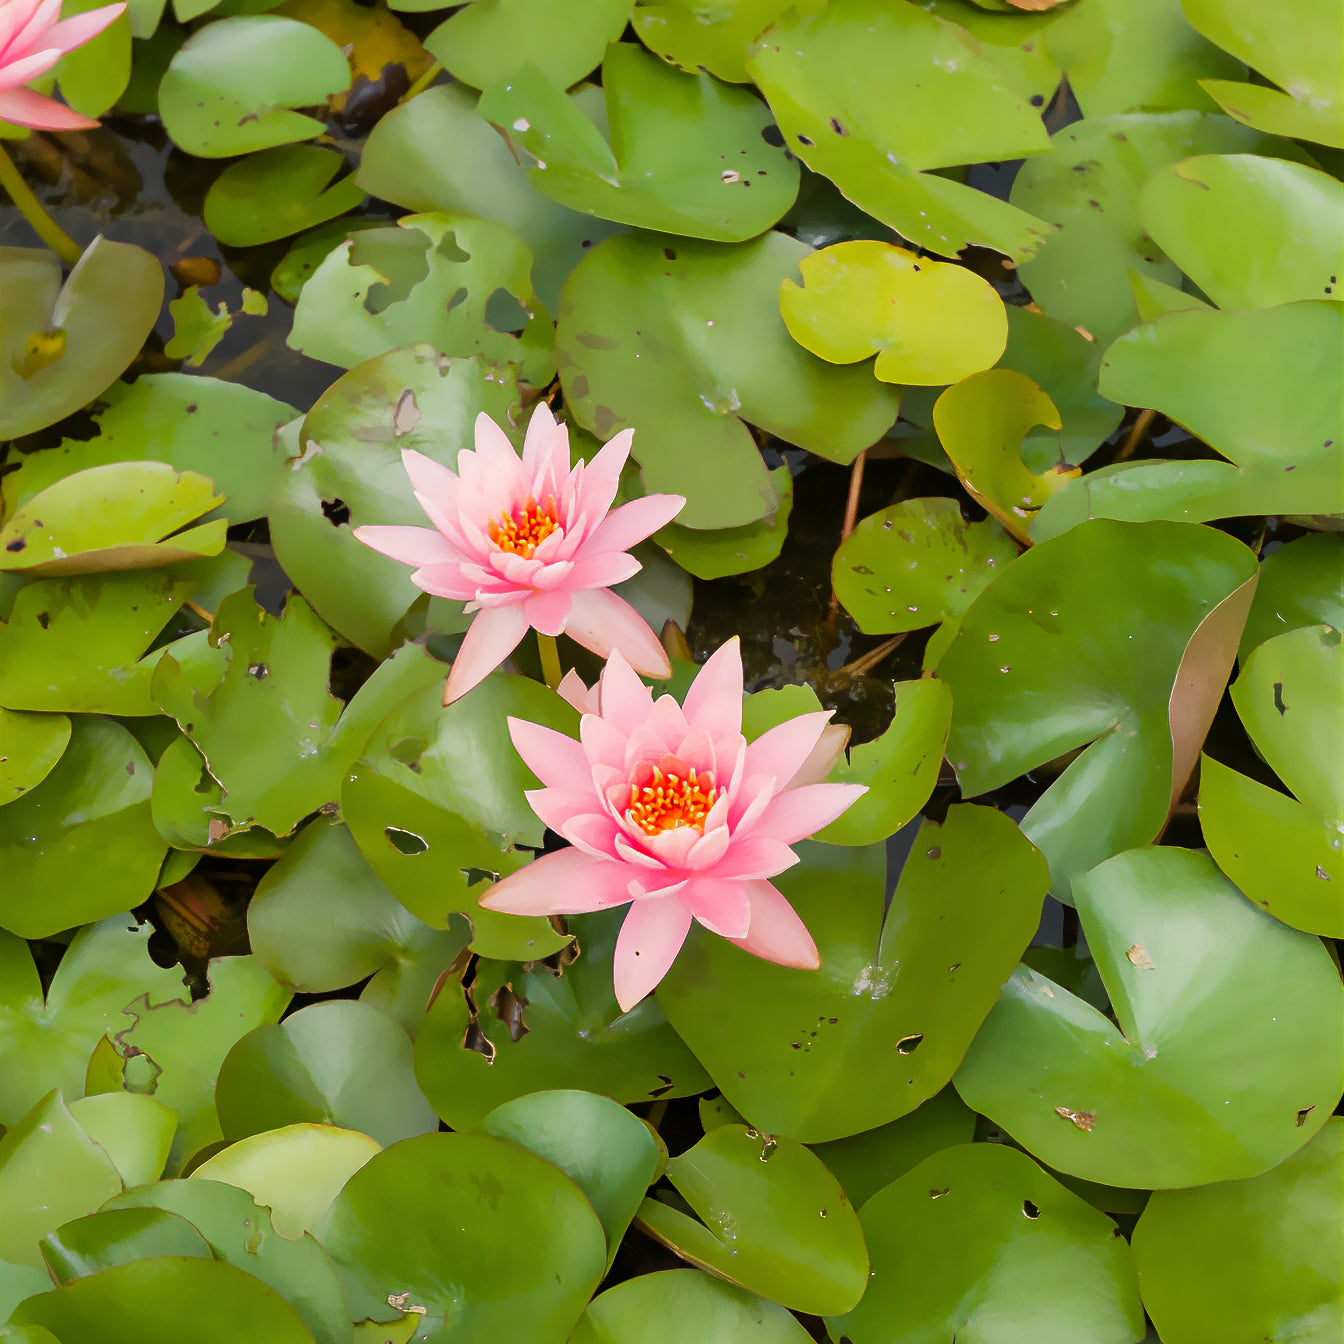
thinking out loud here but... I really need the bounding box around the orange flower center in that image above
[628,765,720,836]
[488,495,560,558]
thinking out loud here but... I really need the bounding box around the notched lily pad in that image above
[204,144,365,247]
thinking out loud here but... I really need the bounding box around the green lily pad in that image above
[414,908,711,1128]
[268,347,519,656]
[655,466,793,580]
[0,1092,123,1269]
[355,84,625,311]
[0,716,163,939]
[1239,533,1343,659]
[0,569,196,716]
[479,44,797,241]
[203,144,363,247]
[659,810,1049,1142]
[0,1259,70,1332]
[0,916,187,1130]
[1139,154,1344,310]
[0,708,69,804]
[0,375,297,527]
[1200,625,1343,936]
[936,519,1257,898]
[216,1000,437,1147]
[190,1124,381,1240]
[0,464,224,577]
[52,0,133,118]
[636,1125,867,1316]
[746,0,1053,259]
[152,589,343,840]
[40,1208,209,1285]
[289,213,553,386]
[10,1257,316,1343]
[317,1131,606,1341]
[572,1269,813,1344]
[64,1093,176,1189]
[830,1143,1144,1344]
[342,674,579,961]
[0,241,164,442]
[478,1090,665,1269]
[1183,0,1343,147]
[1132,1118,1343,1344]
[102,1179,349,1344]
[1037,302,1344,537]
[557,231,900,529]
[779,241,1007,385]
[158,15,350,157]
[632,0,795,83]
[1010,111,1289,344]
[955,847,1344,1187]
[424,0,630,90]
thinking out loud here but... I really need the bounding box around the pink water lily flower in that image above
[0,0,126,130]
[480,638,866,1010]
[354,404,685,704]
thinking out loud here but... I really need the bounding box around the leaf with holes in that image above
[632,0,795,83]
[955,848,1344,1187]
[659,810,1048,1142]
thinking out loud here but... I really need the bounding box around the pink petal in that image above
[2,0,58,57]
[561,812,623,859]
[557,669,598,715]
[790,722,850,787]
[566,587,670,679]
[683,876,752,939]
[708,836,799,881]
[472,411,526,493]
[352,524,458,569]
[752,782,868,844]
[564,550,642,590]
[727,880,820,970]
[743,712,833,792]
[479,847,634,916]
[43,2,125,54]
[508,716,590,791]
[408,563,479,601]
[683,638,744,745]
[0,47,61,91]
[523,589,571,636]
[579,710,629,772]
[577,428,634,518]
[595,650,655,735]
[442,604,530,704]
[586,493,686,554]
[613,896,693,1011]
[686,824,731,871]
[0,85,97,128]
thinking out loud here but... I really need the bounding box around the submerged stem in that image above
[537,631,563,691]
[0,142,82,265]
[829,448,869,617]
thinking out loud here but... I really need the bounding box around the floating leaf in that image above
[558,231,900,529]
[479,44,798,241]
[633,0,795,83]
[654,467,793,580]
[1132,1118,1343,1344]
[0,707,70,804]
[158,15,350,157]
[40,1207,209,1285]
[1239,533,1343,659]
[52,0,133,117]
[780,241,1007,385]
[64,1093,176,1189]
[659,811,1049,1141]
[204,145,364,247]
[955,848,1344,1187]
[830,1143,1144,1344]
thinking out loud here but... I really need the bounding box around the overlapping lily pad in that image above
[0,708,69,804]
[203,145,365,247]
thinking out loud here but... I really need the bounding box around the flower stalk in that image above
[0,141,81,263]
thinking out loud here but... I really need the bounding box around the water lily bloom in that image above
[0,0,126,130]
[354,404,685,704]
[480,638,866,1010]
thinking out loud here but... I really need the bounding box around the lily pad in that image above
[829,1143,1144,1344]
[51,0,133,118]
[655,466,793,580]
[632,0,795,83]
[216,1000,437,1147]
[955,847,1344,1187]
[779,241,1007,385]
[158,15,350,157]
[289,212,553,387]
[424,0,631,90]
[0,716,163,939]
[1132,1118,1343,1344]
[0,708,69,804]
[40,1208,209,1285]
[479,44,798,242]
[204,145,365,247]
[658,810,1049,1142]
[317,1131,607,1341]
[1239,533,1343,659]
[746,0,1054,259]
[0,241,163,442]
[936,519,1257,898]
[636,1125,868,1316]
[414,908,711,1128]
[64,1093,177,1189]
[557,231,900,529]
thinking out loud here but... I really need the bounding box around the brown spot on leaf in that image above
[1055,1106,1095,1132]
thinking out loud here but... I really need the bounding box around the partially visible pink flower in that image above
[0,0,126,130]
[354,404,685,704]
[480,638,866,1011]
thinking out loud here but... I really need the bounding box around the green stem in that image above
[537,632,563,691]
[401,61,443,104]
[0,141,82,265]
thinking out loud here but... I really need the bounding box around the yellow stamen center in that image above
[488,494,560,558]
[628,765,720,836]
